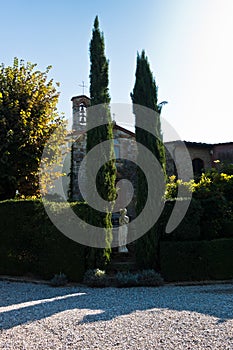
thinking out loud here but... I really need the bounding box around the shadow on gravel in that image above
[0,281,75,307]
[0,282,232,330]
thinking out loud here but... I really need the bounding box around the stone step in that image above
[108,248,136,273]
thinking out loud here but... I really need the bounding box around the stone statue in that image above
[118,208,129,253]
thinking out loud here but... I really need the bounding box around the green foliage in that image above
[115,269,164,287]
[199,194,227,239]
[135,226,161,270]
[220,220,233,238]
[193,170,233,205]
[89,16,110,106]
[137,269,164,286]
[165,175,194,200]
[160,239,233,282]
[82,268,164,288]
[214,160,233,176]
[50,273,68,287]
[83,268,110,287]
[115,271,139,287]
[86,16,117,267]
[88,16,116,202]
[161,199,203,241]
[131,51,159,112]
[165,170,233,239]
[0,58,66,199]
[166,170,233,204]
[131,50,166,270]
[0,200,87,281]
[131,50,166,172]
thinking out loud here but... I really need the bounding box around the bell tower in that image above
[71,95,91,132]
[70,95,91,201]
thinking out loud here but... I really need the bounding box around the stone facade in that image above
[70,95,90,200]
[69,96,138,207]
[213,143,233,164]
[165,141,213,179]
[166,141,233,178]
[71,95,90,132]
[69,95,233,201]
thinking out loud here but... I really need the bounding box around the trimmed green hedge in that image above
[0,200,89,281]
[160,199,202,242]
[160,238,233,282]
[159,196,233,242]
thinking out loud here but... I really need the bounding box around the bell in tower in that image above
[71,94,91,132]
[79,104,86,125]
[70,94,90,201]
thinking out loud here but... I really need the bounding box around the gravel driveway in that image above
[0,280,232,349]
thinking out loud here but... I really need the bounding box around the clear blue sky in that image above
[1,0,233,143]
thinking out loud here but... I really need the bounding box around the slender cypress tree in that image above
[86,16,116,267]
[89,16,110,107]
[131,50,166,170]
[88,16,116,201]
[131,50,166,269]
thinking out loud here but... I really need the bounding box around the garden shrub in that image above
[165,175,194,200]
[115,271,140,287]
[0,200,87,281]
[50,273,68,287]
[82,269,164,288]
[160,199,202,241]
[204,239,233,280]
[160,239,233,282]
[220,220,233,238]
[71,202,112,269]
[83,268,111,287]
[115,270,164,288]
[137,269,164,286]
[135,198,202,270]
[0,200,42,275]
[198,194,227,239]
[135,227,160,271]
[165,171,233,240]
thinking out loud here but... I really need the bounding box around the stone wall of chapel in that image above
[71,134,86,201]
[71,127,138,202]
[187,146,212,170]
[213,143,233,164]
[71,95,90,132]
[113,129,137,162]
[165,142,212,179]
[113,128,137,219]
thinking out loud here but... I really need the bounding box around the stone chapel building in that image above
[69,95,137,216]
[68,94,233,206]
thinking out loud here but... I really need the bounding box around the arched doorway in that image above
[192,158,204,176]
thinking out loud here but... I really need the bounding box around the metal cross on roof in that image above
[79,81,87,95]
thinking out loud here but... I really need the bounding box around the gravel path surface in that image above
[0,280,232,349]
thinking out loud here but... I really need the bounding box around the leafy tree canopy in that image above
[0,58,65,199]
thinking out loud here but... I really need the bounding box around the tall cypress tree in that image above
[89,16,110,107]
[131,50,166,170]
[131,50,166,269]
[86,16,116,267]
